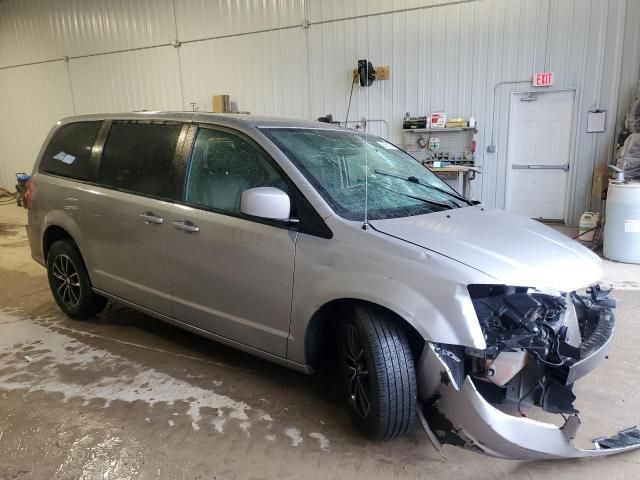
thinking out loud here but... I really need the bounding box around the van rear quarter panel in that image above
[28,173,100,287]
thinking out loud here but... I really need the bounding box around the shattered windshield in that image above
[260,127,466,221]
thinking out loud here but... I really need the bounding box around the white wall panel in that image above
[53,0,176,57]
[0,0,176,68]
[175,0,303,41]
[0,62,74,188]
[69,46,183,114]
[0,0,61,68]
[181,28,309,118]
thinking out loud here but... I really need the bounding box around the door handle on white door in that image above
[139,212,164,224]
[512,164,569,171]
[172,220,200,232]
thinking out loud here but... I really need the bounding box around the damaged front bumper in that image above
[425,372,640,459]
[418,285,640,460]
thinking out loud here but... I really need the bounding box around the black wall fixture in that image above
[357,59,376,87]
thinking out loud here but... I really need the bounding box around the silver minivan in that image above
[26,112,639,459]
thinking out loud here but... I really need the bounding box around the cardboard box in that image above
[212,95,230,113]
[591,162,610,200]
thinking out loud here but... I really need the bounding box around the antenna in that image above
[362,61,370,230]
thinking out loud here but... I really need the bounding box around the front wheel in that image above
[47,239,107,319]
[340,305,417,440]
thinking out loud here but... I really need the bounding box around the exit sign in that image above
[533,72,554,87]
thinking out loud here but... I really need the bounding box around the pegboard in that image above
[402,128,476,165]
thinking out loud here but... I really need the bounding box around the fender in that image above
[287,271,487,366]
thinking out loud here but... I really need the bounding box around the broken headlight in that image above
[464,284,615,415]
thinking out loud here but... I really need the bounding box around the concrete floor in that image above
[1,205,640,480]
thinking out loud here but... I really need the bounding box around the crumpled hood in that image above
[370,206,602,292]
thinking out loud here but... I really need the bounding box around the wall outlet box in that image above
[375,66,390,80]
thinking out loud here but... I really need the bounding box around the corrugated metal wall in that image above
[70,46,184,114]
[1,0,639,224]
[0,60,75,181]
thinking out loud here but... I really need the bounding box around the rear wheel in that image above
[47,239,107,319]
[340,305,417,440]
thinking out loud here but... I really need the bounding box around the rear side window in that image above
[40,121,102,180]
[98,122,182,199]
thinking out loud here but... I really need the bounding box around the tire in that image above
[339,305,417,440]
[46,239,107,319]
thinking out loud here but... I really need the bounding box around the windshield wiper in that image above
[374,169,473,206]
[375,184,452,209]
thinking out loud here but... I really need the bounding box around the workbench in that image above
[428,165,479,198]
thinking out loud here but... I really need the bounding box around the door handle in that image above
[139,212,164,224]
[172,220,200,233]
[512,164,569,171]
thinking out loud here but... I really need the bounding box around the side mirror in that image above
[240,187,292,221]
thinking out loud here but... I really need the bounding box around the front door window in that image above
[185,128,288,213]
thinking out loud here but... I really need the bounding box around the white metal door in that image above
[506,90,575,220]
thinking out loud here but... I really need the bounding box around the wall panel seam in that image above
[0,25,304,71]
[64,59,77,115]
[171,0,185,110]
[309,0,478,26]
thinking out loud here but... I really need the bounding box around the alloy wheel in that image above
[51,254,81,309]
[344,323,371,418]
